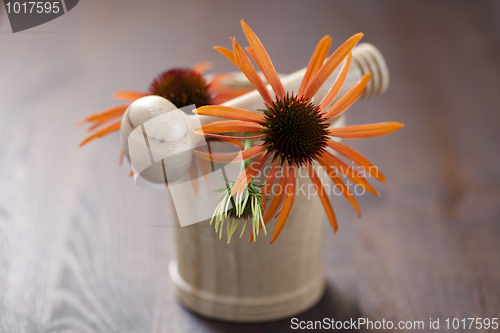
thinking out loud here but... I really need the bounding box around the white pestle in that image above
[121,43,389,185]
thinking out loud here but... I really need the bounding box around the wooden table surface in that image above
[1,1,499,332]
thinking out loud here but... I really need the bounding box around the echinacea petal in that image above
[326,139,386,182]
[320,150,379,196]
[244,47,260,68]
[193,131,264,141]
[196,155,210,183]
[191,61,213,74]
[263,169,288,224]
[328,122,404,139]
[86,120,114,133]
[194,120,264,134]
[249,159,280,242]
[215,137,245,149]
[298,35,332,98]
[194,105,265,123]
[84,107,128,132]
[231,152,270,197]
[188,158,200,196]
[79,120,121,147]
[193,144,266,163]
[323,72,371,120]
[214,46,238,67]
[270,165,296,243]
[207,73,232,86]
[232,38,274,107]
[75,104,129,127]
[317,156,361,217]
[319,52,352,111]
[241,20,285,100]
[303,33,363,101]
[306,163,338,232]
[211,90,253,105]
[207,73,234,92]
[113,91,148,101]
[86,120,113,133]
[260,159,280,213]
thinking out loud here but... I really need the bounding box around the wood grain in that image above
[0,1,499,332]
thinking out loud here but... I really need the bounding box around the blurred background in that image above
[1,0,499,332]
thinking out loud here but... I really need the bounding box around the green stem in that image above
[240,134,252,173]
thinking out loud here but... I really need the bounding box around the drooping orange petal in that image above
[195,120,263,134]
[317,156,361,217]
[306,163,338,232]
[113,91,148,101]
[196,155,210,183]
[86,119,115,133]
[231,152,270,197]
[263,168,288,224]
[211,90,252,105]
[188,158,200,196]
[79,120,121,147]
[193,144,265,163]
[244,47,260,68]
[241,20,285,100]
[303,33,363,101]
[75,104,128,127]
[270,166,296,244]
[191,61,213,74]
[215,137,245,149]
[248,159,280,242]
[326,139,386,182]
[214,46,238,67]
[85,110,127,133]
[323,73,371,120]
[328,122,404,139]
[319,53,352,111]
[207,73,232,88]
[320,150,379,196]
[298,35,332,98]
[260,159,280,213]
[211,86,251,95]
[119,149,124,165]
[232,38,274,107]
[208,72,252,94]
[193,131,264,140]
[194,105,265,123]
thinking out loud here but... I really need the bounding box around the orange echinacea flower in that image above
[194,20,404,243]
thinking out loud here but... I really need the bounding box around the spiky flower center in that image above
[149,68,211,108]
[262,94,329,166]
